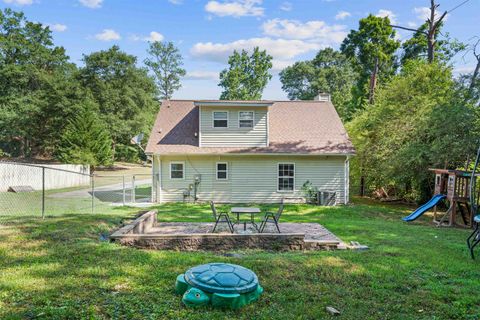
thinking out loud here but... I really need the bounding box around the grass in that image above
[0,198,479,319]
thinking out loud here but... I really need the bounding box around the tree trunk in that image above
[468,58,480,96]
[427,0,436,63]
[368,57,379,104]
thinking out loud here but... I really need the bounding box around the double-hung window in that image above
[239,111,254,128]
[278,163,295,191]
[170,162,184,179]
[213,111,228,128]
[216,162,228,180]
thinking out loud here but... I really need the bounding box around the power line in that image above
[448,0,471,14]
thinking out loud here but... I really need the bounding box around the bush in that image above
[301,180,318,204]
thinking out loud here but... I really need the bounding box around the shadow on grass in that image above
[0,199,479,319]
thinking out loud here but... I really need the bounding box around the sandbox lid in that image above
[184,263,258,294]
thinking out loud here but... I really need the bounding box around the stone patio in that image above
[110,210,347,251]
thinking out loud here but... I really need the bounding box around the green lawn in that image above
[0,198,479,319]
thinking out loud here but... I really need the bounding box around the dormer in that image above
[194,100,273,148]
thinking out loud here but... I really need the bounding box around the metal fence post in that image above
[132,175,136,203]
[122,175,126,206]
[42,167,45,219]
[91,174,95,214]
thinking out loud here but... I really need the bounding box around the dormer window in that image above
[213,111,228,128]
[239,111,254,128]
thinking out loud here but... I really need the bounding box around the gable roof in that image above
[145,100,355,155]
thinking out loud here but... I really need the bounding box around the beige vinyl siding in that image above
[154,155,348,204]
[199,106,268,147]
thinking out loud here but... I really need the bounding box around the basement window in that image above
[278,163,295,191]
[170,162,184,179]
[216,162,228,180]
[239,111,254,128]
[213,111,228,128]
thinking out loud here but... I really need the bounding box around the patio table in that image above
[231,207,261,231]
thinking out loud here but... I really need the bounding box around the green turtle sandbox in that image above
[175,263,263,309]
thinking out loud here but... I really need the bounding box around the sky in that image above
[1,0,479,100]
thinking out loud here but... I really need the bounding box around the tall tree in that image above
[0,8,79,157]
[279,48,358,120]
[348,61,477,202]
[144,41,186,100]
[78,46,158,156]
[219,47,272,100]
[56,103,113,167]
[341,15,400,106]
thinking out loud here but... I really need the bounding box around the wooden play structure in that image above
[430,169,480,227]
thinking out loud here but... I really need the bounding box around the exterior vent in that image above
[314,93,330,102]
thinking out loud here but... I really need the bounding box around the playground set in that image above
[402,145,480,259]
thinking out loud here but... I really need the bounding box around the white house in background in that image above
[145,95,355,204]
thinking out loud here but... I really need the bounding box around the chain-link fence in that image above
[0,161,153,222]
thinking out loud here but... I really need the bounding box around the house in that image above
[145,94,355,204]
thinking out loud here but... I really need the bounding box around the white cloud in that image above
[168,0,182,4]
[185,71,219,81]
[205,0,264,18]
[413,7,430,21]
[454,65,476,74]
[413,6,448,23]
[94,29,121,41]
[191,37,321,63]
[335,11,351,20]
[47,23,67,32]
[407,21,418,28]
[3,0,33,5]
[279,1,292,12]
[376,9,397,24]
[79,0,102,9]
[130,31,164,42]
[261,18,347,44]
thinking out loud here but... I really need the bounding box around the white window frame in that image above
[212,111,229,128]
[238,111,254,128]
[169,161,185,180]
[277,162,295,192]
[216,162,228,181]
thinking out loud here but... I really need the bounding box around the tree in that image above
[279,48,358,120]
[57,104,113,167]
[219,47,273,100]
[144,41,186,100]
[0,8,79,157]
[78,46,158,157]
[341,15,400,106]
[348,61,477,202]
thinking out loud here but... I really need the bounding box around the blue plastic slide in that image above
[402,194,446,222]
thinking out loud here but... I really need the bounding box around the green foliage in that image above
[401,22,465,64]
[78,46,159,154]
[301,180,318,204]
[0,8,82,157]
[1,201,479,318]
[279,48,358,120]
[114,143,141,163]
[144,41,186,100]
[57,105,113,167]
[219,47,272,100]
[341,15,400,110]
[348,61,477,201]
